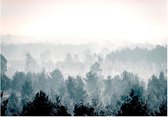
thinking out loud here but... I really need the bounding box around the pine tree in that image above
[117,89,147,116]
[22,91,53,116]
[5,91,21,116]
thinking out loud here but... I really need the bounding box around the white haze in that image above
[1,36,166,84]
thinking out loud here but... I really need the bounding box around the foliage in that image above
[21,91,70,116]
[1,55,167,116]
[21,91,54,116]
[5,91,21,116]
[1,75,11,91]
[11,72,26,91]
[117,89,148,116]
[1,98,9,116]
[74,102,95,116]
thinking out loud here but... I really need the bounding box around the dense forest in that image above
[0,45,167,116]
[1,44,166,80]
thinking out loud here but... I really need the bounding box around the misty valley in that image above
[0,43,167,116]
[1,0,167,116]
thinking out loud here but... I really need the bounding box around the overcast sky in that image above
[1,0,167,44]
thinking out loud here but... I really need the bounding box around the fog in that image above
[1,40,166,83]
[1,38,167,116]
[1,0,167,115]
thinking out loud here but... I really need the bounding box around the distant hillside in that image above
[106,45,167,64]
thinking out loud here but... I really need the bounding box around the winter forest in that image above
[1,0,167,116]
[0,43,167,116]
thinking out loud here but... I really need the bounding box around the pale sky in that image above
[1,0,167,44]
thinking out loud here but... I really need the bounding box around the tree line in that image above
[0,54,167,116]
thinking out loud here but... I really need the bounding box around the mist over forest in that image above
[0,40,167,116]
[1,42,166,82]
[1,0,167,115]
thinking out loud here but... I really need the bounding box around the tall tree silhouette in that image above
[21,91,53,116]
[21,91,70,116]
[1,98,9,116]
[117,89,147,116]
[52,94,70,116]
[85,62,103,101]
[74,102,95,116]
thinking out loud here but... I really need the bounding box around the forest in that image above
[0,45,167,116]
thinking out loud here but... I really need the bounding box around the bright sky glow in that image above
[1,0,167,44]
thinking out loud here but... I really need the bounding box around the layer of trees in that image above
[2,45,167,79]
[0,54,167,116]
[106,45,166,64]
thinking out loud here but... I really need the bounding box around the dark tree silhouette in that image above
[74,103,95,116]
[1,98,9,116]
[52,94,71,116]
[21,91,70,116]
[117,89,148,116]
[21,91,54,116]
[155,103,167,116]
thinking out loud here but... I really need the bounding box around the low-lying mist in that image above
[1,43,166,83]
[1,42,167,116]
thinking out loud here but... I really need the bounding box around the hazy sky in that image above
[1,0,167,44]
